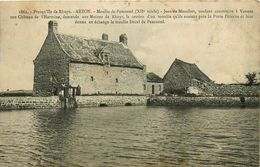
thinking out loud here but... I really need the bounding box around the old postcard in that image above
[0,0,259,166]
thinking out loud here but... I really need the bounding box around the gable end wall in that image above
[33,32,69,96]
[163,64,191,93]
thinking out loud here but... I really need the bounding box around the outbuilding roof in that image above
[164,58,212,83]
[147,72,163,83]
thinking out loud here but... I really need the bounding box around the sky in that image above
[0,1,259,91]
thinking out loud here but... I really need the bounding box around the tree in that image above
[245,72,257,86]
[258,72,260,85]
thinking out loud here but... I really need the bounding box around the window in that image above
[91,76,94,81]
[159,85,161,91]
[143,84,146,90]
[116,78,118,83]
[53,87,58,96]
[76,85,81,96]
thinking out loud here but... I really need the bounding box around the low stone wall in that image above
[1,95,258,111]
[76,95,147,107]
[0,97,60,110]
[0,95,147,110]
[148,96,260,107]
[212,85,259,97]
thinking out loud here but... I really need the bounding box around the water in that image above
[0,106,259,167]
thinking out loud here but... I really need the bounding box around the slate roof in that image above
[165,59,212,82]
[147,72,163,83]
[55,33,144,69]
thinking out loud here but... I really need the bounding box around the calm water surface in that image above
[0,106,259,167]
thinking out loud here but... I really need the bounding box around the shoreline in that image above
[0,95,259,111]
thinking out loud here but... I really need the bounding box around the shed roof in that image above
[55,33,144,69]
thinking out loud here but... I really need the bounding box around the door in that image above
[152,85,155,94]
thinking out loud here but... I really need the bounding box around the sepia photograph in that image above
[0,1,259,166]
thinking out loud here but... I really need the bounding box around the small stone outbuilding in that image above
[144,72,163,95]
[163,58,213,95]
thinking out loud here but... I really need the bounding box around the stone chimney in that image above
[102,33,108,40]
[119,33,128,45]
[48,20,58,33]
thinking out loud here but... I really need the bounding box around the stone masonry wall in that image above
[0,96,147,110]
[163,63,191,93]
[0,97,60,110]
[1,95,259,110]
[69,63,146,95]
[212,85,259,97]
[33,31,69,96]
[145,82,163,95]
[76,95,147,107]
[148,96,260,107]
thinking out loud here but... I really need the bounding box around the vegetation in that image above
[245,72,257,86]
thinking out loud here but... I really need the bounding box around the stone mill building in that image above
[33,21,146,96]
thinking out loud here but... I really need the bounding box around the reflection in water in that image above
[0,106,259,167]
[30,109,77,166]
